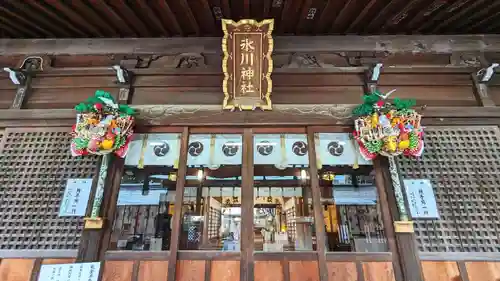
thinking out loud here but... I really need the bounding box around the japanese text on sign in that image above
[403,179,440,219]
[59,178,92,217]
[38,262,100,281]
[222,19,274,110]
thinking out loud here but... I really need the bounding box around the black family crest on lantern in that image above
[292,141,308,156]
[154,142,170,157]
[222,141,239,156]
[328,141,344,156]
[188,141,204,157]
[257,141,274,156]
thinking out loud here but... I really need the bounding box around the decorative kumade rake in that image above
[70,90,136,229]
[352,90,424,224]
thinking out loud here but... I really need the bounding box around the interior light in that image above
[300,169,308,180]
[197,169,204,181]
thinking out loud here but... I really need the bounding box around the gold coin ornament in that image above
[352,90,424,160]
[70,90,136,157]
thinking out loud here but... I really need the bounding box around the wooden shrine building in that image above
[1,2,500,281]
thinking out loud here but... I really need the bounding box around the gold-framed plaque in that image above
[222,19,274,110]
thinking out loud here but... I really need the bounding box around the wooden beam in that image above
[2,35,500,55]
[1,106,500,127]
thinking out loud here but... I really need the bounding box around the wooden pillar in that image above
[379,157,424,281]
[306,128,328,281]
[76,156,124,261]
[373,158,403,281]
[241,128,255,281]
[167,127,189,281]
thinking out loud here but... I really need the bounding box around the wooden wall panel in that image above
[211,261,240,281]
[289,261,320,281]
[379,86,477,106]
[0,89,15,109]
[176,260,205,281]
[42,259,76,264]
[421,261,460,281]
[32,76,117,89]
[489,86,500,106]
[466,262,500,281]
[25,87,118,109]
[102,261,134,281]
[379,73,473,86]
[255,261,283,281]
[0,76,16,90]
[139,261,169,281]
[0,259,35,281]
[131,86,365,105]
[363,262,395,281]
[326,262,357,281]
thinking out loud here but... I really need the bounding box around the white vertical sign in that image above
[59,178,93,217]
[404,179,440,219]
[38,262,100,281]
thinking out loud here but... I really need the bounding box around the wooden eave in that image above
[1,0,500,38]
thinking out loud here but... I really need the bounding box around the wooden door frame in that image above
[84,125,401,281]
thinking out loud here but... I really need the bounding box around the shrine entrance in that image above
[107,126,393,281]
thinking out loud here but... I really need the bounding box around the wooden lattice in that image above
[0,128,98,249]
[398,126,500,252]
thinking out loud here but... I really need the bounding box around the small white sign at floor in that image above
[59,178,93,217]
[404,179,440,219]
[38,262,100,281]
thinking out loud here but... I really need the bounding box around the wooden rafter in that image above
[28,1,87,37]
[5,1,70,37]
[0,17,39,38]
[345,0,377,34]
[179,0,201,35]
[405,0,449,30]
[70,0,118,36]
[464,10,500,33]
[0,5,55,37]
[46,0,104,37]
[331,0,358,33]
[363,0,399,33]
[222,0,232,18]
[455,3,500,32]
[0,0,497,37]
[135,1,170,36]
[379,0,421,33]
[154,0,184,36]
[90,0,136,37]
[199,0,217,35]
[295,0,313,34]
[108,0,151,37]
[429,0,489,33]
[244,0,250,18]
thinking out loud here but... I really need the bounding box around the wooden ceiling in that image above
[0,0,499,38]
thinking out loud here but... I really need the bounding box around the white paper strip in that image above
[59,178,93,217]
[38,262,100,281]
